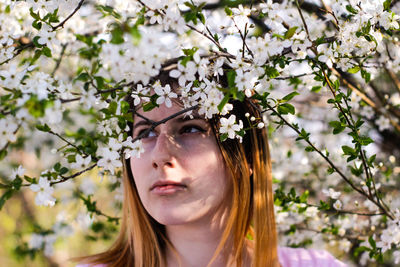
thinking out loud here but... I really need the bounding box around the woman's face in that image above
[130,102,232,226]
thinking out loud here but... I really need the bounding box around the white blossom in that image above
[219,115,243,140]
[9,165,25,181]
[322,188,341,199]
[29,177,56,207]
[123,137,144,159]
[333,200,343,210]
[169,61,197,87]
[0,118,18,148]
[29,233,44,249]
[70,155,91,170]
[96,147,122,174]
[154,83,178,108]
[376,115,391,131]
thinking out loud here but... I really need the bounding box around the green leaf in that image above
[36,124,51,132]
[367,154,376,166]
[32,36,43,48]
[361,69,371,83]
[333,79,340,90]
[329,121,345,134]
[218,93,230,112]
[182,47,198,57]
[342,145,354,155]
[219,133,228,142]
[284,27,298,39]
[354,246,371,257]
[108,101,118,114]
[32,20,42,30]
[384,0,392,11]
[198,13,205,24]
[54,162,61,172]
[142,101,158,112]
[0,190,14,210]
[346,5,358,14]
[224,7,233,16]
[60,167,69,175]
[29,7,41,20]
[96,5,122,19]
[299,190,309,203]
[368,236,376,249]
[184,11,198,24]
[350,165,363,176]
[311,86,322,93]
[319,200,330,210]
[327,167,334,175]
[120,100,130,114]
[110,26,124,44]
[359,136,373,146]
[282,92,299,102]
[130,26,141,45]
[305,146,315,152]
[264,66,280,79]
[94,76,105,89]
[42,46,52,57]
[12,177,22,190]
[75,72,90,82]
[348,66,360,74]
[0,149,7,161]
[277,103,295,115]
[226,70,237,89]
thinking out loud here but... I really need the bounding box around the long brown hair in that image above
[73,76,279,267]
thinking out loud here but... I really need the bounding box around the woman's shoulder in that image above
[278,246,348,267]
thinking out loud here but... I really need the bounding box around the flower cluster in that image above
[0,0,400,265]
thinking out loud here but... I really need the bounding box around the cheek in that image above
[130,157,148,194]
[185,141,231,190]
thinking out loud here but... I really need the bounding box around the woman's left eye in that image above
[181,125,205,134]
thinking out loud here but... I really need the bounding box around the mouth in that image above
[150,180,187,195]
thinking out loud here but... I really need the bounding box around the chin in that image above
[152,214,190,226]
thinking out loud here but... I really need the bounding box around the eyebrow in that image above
[133,114,206,129]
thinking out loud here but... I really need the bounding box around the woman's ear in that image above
[249,168,253,176]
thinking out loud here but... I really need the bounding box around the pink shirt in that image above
[278,247,348,267]
[76,247,348,267]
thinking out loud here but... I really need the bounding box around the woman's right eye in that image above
[137,129,157,139]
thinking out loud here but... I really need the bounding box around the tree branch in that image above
[51,0,85,31]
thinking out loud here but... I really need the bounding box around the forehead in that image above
[133,101,204,126]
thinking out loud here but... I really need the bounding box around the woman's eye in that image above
[137,129,157,138]
[181,125,205,134]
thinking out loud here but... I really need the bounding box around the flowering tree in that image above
[1,0,400,266]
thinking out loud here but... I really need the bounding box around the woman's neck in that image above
[164,208,253,267]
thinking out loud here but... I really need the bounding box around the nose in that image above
[151,132,177,169]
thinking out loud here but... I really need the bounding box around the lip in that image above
[150,180,187,195]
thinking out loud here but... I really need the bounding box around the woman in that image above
[75,72,347,267]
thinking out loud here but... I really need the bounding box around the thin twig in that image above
[274,72,313,80]
[385,68,400,94]
[51,0,85,31]
[50,163,97,185]
[48,129,87,156]
[0,43,34,66]
[321,69,394,219]
[131,105,199,143]
[51,43,68,77]
[253,99,395,220]
[186,24,227,53]
[295,0,312,44]
[307,203,385,217]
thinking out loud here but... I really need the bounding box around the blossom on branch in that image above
[29,177,56,207]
